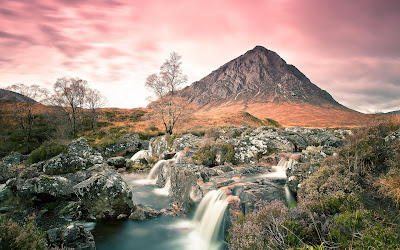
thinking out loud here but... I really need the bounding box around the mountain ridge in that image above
[179,45,348,111]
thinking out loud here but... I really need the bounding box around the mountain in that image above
[178,46,373,127]
[386,110,400,115]
[0,89,37,103]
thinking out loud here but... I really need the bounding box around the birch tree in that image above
[145,52,188,134]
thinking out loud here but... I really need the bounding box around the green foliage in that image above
[193,143,236,167]
[29,140,66,164]
[0,217,47,250]
[104,111,116,122]
[137,131,165,141]
[129,110,147,122]
[265,118,281,128]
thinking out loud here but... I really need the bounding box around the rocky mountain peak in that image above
[179,46,342,109]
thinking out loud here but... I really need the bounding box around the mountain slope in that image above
[0,89,37,103]
[178,46,373,127]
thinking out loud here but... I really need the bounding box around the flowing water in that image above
[93,156,296,249]
[93,164,229,250]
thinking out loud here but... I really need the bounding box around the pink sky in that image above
[1,0,399,113]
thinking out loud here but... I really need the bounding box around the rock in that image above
[17,175,75,201]
[107,156,126,168]
[74,169,134,219]
[43,138,103,175]
[129,204,162,220]
[47,223,95,250]
[172,134,203,152]
[149,136,169,157]
[0,152,26,184]
[103,133,142,157]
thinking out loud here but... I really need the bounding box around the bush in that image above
[228,201,304,250]
[29,141,66,164]
[0,217,47,250]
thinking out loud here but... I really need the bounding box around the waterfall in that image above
[277,158,297,170]
[154,177,171,196]
[284,185,297,207]
[189,190,229,250]
[130,150,148,162]
[147,160,166,180]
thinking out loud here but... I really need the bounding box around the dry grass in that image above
[378,176,400,207]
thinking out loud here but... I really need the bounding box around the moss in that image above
[29,141,66,164]
[193,143,236,167]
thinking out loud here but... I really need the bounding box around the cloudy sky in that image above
[1,0,399,113]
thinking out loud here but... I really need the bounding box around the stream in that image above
[92,158,296,250]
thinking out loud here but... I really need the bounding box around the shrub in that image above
[29,141,66,164]
[265,118,281,128]
[0,217,47,250]
[228,201,305,250]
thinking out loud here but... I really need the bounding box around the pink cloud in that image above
[0,0,399,112]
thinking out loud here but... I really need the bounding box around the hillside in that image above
[0,89,37,103]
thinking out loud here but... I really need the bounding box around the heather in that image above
[228,116,400,249]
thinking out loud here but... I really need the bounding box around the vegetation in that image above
[0,217,47,250]
[193,142,236,167]
[228,116,400,249]
[29,141,66,164]
[145,52,190,134]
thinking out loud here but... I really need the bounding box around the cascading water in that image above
[154,177,171,196]
[147,159,166,180]
[130,150,148,162]
[188,189,230,250]
[277,158,297,170]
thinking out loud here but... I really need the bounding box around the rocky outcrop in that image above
[0,152,27,183]
[74,169,134,219]
[47,223,96,250]
[129,204,162,220]
[42,138,103,175]
[107,156,126,168]
[101,133,142,157]
[17,175,75,201]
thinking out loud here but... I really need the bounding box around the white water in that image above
[187,190,229,250]
[284,184,297,207]
[130,150,148,162]
[154,177,171,196]
[146,152,182,181]
[147,159,166,180]
[277,158,297,170]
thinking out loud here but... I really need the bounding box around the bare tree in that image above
[145,52,188,134]
[85,88,107,132]
[51,77,87,137]
[5,84,48,152]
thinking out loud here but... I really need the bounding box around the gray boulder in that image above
[0,152,26,183]
[102,133,142,157]
[17,175,75,201]
[74,169,134,219]
[107,156,126,168]
[129,204,162,220]
[47,223,95,250]
[43,138,103,175]
[149,136,169,157]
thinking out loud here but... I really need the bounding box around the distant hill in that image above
[177,46,374,127]
[0,89,37,103]
[386,110,400,115]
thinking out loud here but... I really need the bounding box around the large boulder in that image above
[149,136,169,157]
[107,156,126,168]
[102,133,142,157]
[43,138,103,175]
[47,223,95,250]
[17,175,75,201]
[0,152,26,183]
[74,169,134,219]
